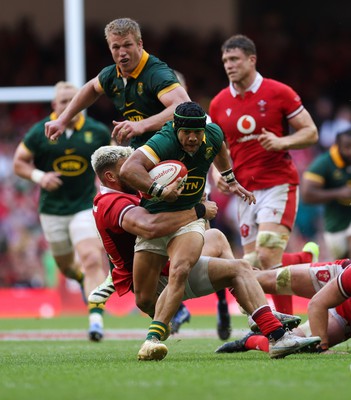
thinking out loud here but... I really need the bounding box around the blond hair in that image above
[104,18,142,42]
[91,145,134,179]
[54,81,78,98]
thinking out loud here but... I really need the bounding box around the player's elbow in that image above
[307,295,320,315]
[309,126,319,145]
[300,180,316,204]
[141,222,164,239]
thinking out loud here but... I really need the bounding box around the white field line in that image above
[0,328,249,341]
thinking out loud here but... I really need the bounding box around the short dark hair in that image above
[221,34,256,56]
[336,127,351,143]
[173,101,207,133]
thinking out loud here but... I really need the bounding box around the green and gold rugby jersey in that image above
[22,113,111,215]
[98,50,180,149]
[139,121,224,213]
[303,144,351,232]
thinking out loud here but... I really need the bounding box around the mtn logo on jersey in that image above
[237,115,256,134]
[53,155,88,176]
[181,176,206,196]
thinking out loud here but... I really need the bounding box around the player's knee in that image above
[80,248,104,273]
[135,292,156,314]
[307,295,318,314]
[256,230,288,267]
[169,262,192,283]
[243,251,260,268]
[275,267,294,295]
[204,228,228,255]
[232,259,255,284]
[257,231,289,250]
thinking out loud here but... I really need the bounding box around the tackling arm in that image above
[121,200,217,239]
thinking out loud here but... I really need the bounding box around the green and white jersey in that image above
[303,144,351,232]
[23,113,111,215]
[98,50,180,149]
[139,121,224,213]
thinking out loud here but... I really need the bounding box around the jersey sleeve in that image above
[206,123,224,153]
[139,122,177,162]
[303,154,329,184]
[275,81,303,119]
[96,194,138,233]
[148,63,180,98]
[22,120,47,156]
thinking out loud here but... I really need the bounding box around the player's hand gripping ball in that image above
[143,160,188,200]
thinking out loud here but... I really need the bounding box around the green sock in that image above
[146,321,167,341]
[88,303,105,315]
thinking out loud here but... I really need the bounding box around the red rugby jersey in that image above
[209,74,303,190]
[93,189,140,296]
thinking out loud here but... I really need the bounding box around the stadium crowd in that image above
[1,12,351,287]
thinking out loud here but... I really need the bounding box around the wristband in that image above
[195,203,206,219]
[220,168,236,183]
[31,169,45,184]
[147,181,165,198]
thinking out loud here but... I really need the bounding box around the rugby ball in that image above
[143,160,188,199]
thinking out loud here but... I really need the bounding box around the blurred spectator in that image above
[318,103,351,150]
[301,128,351,260]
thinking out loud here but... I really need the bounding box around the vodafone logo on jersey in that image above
[237,115,256,134]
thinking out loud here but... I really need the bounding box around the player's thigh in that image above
[289,265,316,297]
[327,308,349,346]
[168,230,204,270]
[39,213,73,256]
[69,209,100,247]
[202,228,234,259]
[324,230,348,259]
[184,256,215,298]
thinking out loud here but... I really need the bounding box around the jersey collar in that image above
[50,112,85,131]
[330,144,346,168]
[229,72,263,97]
[100,185,119,194]
[116,50,149,79]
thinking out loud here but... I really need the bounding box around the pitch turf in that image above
[0,314,350,400]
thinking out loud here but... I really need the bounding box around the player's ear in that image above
[105,170,115,183]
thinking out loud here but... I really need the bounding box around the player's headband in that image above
[173,112,207,133]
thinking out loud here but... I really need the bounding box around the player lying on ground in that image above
[90,145,320,360]
[216,259,351,354]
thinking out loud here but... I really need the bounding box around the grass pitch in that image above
[0,314,350,400]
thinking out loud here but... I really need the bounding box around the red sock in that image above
[271,294,293,314]
[282,251,312,265]
[245,335,269,352]
[252,305,283,336]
